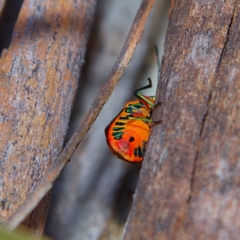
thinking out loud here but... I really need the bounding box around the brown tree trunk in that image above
[0,0,96,237]
[124,0,240,239]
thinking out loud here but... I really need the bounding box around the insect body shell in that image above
[105,97,155,163]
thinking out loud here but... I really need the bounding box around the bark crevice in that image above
[216,6,235,72]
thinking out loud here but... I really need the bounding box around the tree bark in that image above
[124,0,240,239]
[0,0,96,237]
[45,1,168,239]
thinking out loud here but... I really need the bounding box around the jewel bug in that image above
[105,78,155,162]
[105,46,160,162]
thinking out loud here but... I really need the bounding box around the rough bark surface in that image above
[124,0,240,239]
[0,0,96,236]
[45,1,169,239]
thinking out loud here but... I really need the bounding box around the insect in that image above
[105,78,155,162]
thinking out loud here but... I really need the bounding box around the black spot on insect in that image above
[137,146,143,158]
[113,127,125,131]
[129,137,134,142]
[115,122,125,126]
[134,148,138,157]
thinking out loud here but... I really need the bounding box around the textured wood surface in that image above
[0,0,96,235]
[4,0,156,234]
[124,0,240,239]
[45,1,170,239]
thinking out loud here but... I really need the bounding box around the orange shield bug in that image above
[105,78,155,162]
[105,45,160,162]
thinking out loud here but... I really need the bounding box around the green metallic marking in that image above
[128,103,143,109]
[112,132,123,137]
[115,122,125,126]
[114,136,122,140]
[113,127,125,131]
[128,116,152,122]
[136,94,154,107]
[125,107,133,113]
[112,132,123,136]
[113,131,123,140]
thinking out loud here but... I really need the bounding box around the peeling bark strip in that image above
[5,0,155,231]
[0,0,96,234]
[124,0,240,239]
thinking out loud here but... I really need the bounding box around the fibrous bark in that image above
[125,0,240,239]
[0,0,96,236]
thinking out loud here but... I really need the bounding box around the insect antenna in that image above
[133,45,160,109]
[134,78,154,108]
[134,77,152,95]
